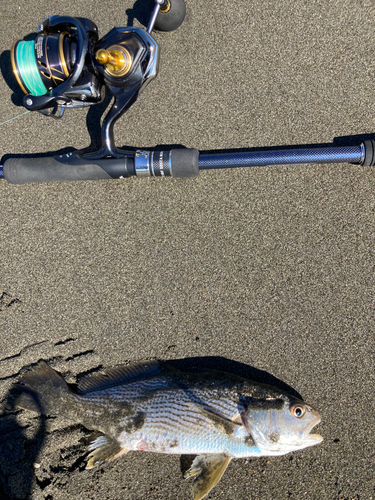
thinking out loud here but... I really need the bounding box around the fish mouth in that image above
[302,432,323,447]
[303,416,323,446]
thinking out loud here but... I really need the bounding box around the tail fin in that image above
[15,361,74,416]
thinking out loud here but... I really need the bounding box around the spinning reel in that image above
[1,0,375,185]
[10,0,190,168]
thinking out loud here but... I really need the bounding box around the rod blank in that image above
[198,145,364,170]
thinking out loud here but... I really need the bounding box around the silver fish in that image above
[16,360,323,500]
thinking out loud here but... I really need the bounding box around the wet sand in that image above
[0,1,374,499]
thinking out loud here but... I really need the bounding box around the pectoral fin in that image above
[185,454,232,500]
[86,435,128,469]
[185,402,240,436]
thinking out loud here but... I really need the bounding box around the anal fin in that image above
[185,454,232,500]
[86,435,128,469]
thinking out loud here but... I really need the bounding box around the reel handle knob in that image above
[96,49,116,65]
[148,0,186,31]
[95,46,132,75]
[96,48,124,67]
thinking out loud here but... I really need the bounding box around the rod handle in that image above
[3,153,134,184]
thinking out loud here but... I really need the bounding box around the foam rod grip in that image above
[3,153,134,184]
[170,148,199,178]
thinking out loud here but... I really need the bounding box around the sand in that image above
[0,0,374,499]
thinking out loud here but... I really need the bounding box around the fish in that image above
[15,360,323,500]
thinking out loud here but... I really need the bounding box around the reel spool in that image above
[11,33,77,97]
[10,16,102,120]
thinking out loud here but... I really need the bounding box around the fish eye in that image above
[290,404,305,418]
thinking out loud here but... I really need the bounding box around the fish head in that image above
[243,395,323,455]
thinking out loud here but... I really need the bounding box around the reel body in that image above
[88,26,159,158]
[12,17,102,115]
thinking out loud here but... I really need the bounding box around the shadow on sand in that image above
[0,380,46,499]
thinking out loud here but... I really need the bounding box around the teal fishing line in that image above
[16,41,47,96]
[0,110,30,127]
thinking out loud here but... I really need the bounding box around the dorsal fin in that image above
[78,360,163,394]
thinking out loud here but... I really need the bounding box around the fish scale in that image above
[105,386,256,457]
[73,376,250,456]
[78,375,287,457]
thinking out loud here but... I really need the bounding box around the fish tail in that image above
[15,360,76,416]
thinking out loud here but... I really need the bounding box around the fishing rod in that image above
[1,0,374,185]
